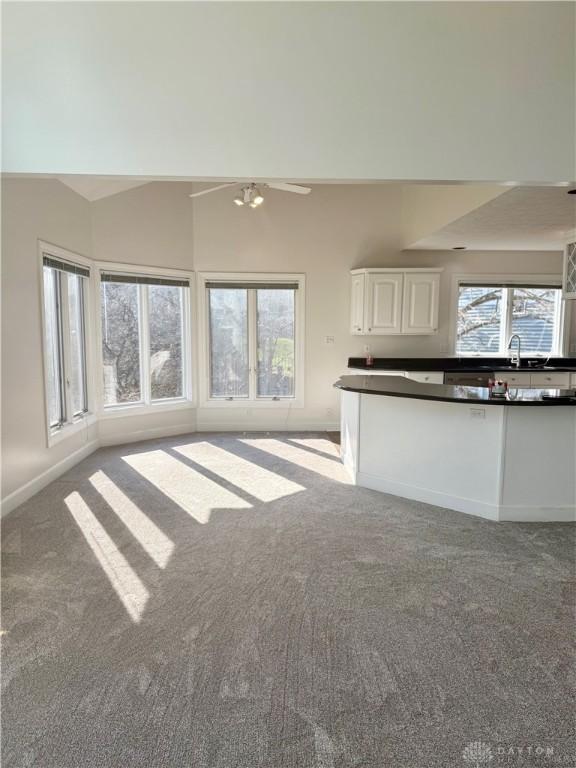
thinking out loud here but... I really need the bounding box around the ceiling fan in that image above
[189,181,311,208]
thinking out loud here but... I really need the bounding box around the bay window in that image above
[203,275,303,404]
[456,281,564,356]
[100,271,190,409]
[41,250,90,439]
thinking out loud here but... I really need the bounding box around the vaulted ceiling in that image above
[407,187,576,251]
[57,176,150,201]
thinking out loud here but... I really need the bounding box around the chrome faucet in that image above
[507,334,522,368]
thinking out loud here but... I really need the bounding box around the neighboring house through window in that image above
[456,280,565,356]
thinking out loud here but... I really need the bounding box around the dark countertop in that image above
[335,375,576,406]
[347,357,576,373]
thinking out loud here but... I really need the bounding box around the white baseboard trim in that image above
[355,472,576,523]
[356,471,500,521]
[2,423,341,518]
[195,421,340,433]
[498,505,575,523]
[1,439,99,518]
[99,423,195,447]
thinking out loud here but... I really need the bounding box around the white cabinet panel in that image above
[503,372,532,387]
[405,371,444,384]
[348,368,406,376]
[530,372,571,388]
[350,272,365,334]
[365,273,403,334]
[401,272,440,334]
[571,373,576,388]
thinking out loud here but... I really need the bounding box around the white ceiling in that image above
[57,176,150,201]
[409,186,576,251]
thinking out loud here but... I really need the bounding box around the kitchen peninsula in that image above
[336,374,576,522]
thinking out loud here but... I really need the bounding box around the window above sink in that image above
[452,277,568,358]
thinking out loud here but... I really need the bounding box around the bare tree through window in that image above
[457,285,560,355]
[101,282,141,405]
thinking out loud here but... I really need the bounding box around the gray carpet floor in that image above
[2,432,575,768]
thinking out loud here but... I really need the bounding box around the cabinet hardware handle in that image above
[368,327,372,331]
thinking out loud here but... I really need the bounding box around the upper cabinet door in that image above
[350,273,365,334]
[365,273,403,334]
[401,272,440,334]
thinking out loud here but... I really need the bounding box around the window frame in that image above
[39,242,96,447]
[198,272,305,408]
[450,273,570,358]
[95,262,195,417]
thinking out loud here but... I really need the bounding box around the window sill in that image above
[48,413,97,448]
[100,399,195,420]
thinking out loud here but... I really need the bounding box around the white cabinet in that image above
[405,371,444,384]
[365,273,404,334]
[529,372,571,388]
[348,368,406,377]
[350,273,365,334]
[504,371,532,388]
[504,371,571,388]
[402,272,440,334]
[350,268,442,335]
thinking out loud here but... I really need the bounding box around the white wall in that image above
[2,178,571,509]
[192,183,405,429]
[91,182,193,271]
[1,179,97,501]
[191,184,569,428]
[366,248,570,358]
[91,182,195,445]
[3,2,574,182]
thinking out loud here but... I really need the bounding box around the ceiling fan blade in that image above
[266,182,311,195]
[188,182,239,198]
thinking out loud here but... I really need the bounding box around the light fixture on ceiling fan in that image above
[189,180,312,207]
[233,184,265,208]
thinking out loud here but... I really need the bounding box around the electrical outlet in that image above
[469,408,485,420]
[325,335,335,345]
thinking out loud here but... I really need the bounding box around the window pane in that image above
[43,267,64,426]
[511,288,558,354]
[456,286,503,355]
[257,289,295,397]
[68,275,87,415]
[101,282,141,405]
[149,285,184,400]
[209,288,249,398]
